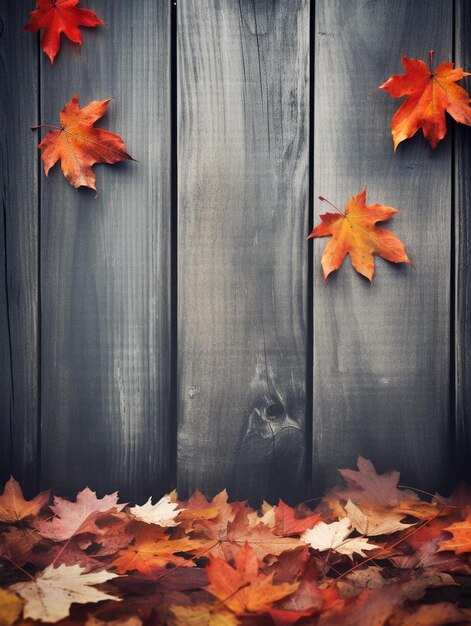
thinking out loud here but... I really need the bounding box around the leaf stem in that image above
[31,124,61,131]
[0,554,35,581]
[210,582,250,613]
[429,49,434,74]
[332,505,447,584]
[319,195,345,217]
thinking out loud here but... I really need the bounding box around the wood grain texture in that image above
[313,0,452,492]
[0,1,39,494]
[39,0,172,501]
[177,0,309,504]
[455,0,471,481]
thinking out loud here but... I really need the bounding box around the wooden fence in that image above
[1,0,470,504]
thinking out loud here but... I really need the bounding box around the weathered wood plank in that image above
[0,2,39,494]
[455,0,471,482]
[313,0,452,492]
[39,0,172,501]
[177,0,310,503]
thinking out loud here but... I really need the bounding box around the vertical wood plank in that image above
[455,0,471,481]
[0,2,39,494]
[177,0,309,503]
[39,0,172,501]
[313,0,452,492]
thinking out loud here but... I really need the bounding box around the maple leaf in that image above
[317,585,405,626]
[23,0,104,64]
[268,560,326,625]
[268,547,311,584]
[301,517,379,558]
[206,543,298,615]
[379,52,471,149]
[273,500,321,537]
[89,517,134,557]
[112,525,205,575]
[1,526,43,565]
[332,456,419,507]
[129,495,183,527]
[0,477,49,523]
[308,188,411,282]
[391,516,471,575]
[34,94,133,192]
[344,499,414,537]
[336,566,386,597]
[9,564,120,623]
[247,501,276,528]
[438,514,471,554]
[339,567,457,603]
[34,486,125,541]
[176,490,240,529]
[86,618,143,626]
[0,589,23,626]
[170,604,240,625]
[194,509,303,561]
[389,602,470,626]
[3,471,471,625]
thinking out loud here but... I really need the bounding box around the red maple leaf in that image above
[34,94,133,193]
[23,0,104,64]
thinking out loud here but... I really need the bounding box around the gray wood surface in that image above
[455,0,471,482]
[0,1,39,494]
[312,0,452,493]
[1,0,468,503]
[177,0,310,504]
[39,0,172,501]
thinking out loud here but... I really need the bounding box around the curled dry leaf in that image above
[380,53,471,149]
[308,189,411,282]
[34,94,133,193]
[23,0,104,64]
[9,564,120,623]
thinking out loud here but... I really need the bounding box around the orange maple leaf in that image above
[0,477,49,523]
[438,514,471,554]
[206,543,298,615]
[193,509,303,561]
[33,94,133,193]
[176,490,233,524]
[308,189,412,282]
[274,501,321,537]
[379,52,471,149]
[112,525,205,576]
[23,0,104,64]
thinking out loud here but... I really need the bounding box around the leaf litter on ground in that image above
[1,456,471,625]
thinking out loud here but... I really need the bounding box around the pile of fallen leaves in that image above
[1,458,471,625]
